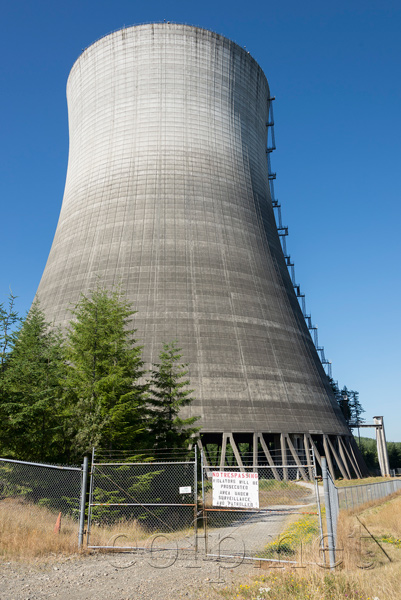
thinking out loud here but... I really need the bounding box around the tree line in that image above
[0,286,371,466]
[328,378,401,471]
[356,436,401,472]
[0,289,199,464]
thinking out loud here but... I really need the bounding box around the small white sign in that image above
[212,471,259,509]
[179,486,192,494]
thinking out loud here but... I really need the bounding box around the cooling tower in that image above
[35,23,366,478]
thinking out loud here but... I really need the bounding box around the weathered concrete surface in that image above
[35,24,349,438]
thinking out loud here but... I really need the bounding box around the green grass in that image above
[256,512,320,559]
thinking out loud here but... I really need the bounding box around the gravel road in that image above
[0,550,260,600]
[0,505,306,598]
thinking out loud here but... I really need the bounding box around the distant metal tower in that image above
[35,23,367,478]
[349,416,390,476]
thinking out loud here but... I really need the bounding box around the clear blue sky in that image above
[1,1,400,441]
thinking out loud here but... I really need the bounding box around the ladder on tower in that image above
[266,97,332,380]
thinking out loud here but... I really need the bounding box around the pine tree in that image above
[147,341,199,450]
[348,389,365,426]
[329,379,364,427]
[64,287,146,454]
[339,386,352,425]
[329,378,348,423]
[0,300,65,461]
[0,292,21,456]
[0,292,20,374]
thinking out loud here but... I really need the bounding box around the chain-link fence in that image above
[87,448,198,552]
[5,448,399,564]
[322,458,401,570]
[0,457,84,554]
[321,458,339,569]
[202,456,321,565]
[337,478,401,510]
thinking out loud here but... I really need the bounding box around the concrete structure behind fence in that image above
[35,23,366,477]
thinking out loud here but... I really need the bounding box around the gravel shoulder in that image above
[0,550,260,600]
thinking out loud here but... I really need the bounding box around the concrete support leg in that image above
[220,434,228,470]
[229,434,245,471]
[349,436,369,477]
[280,433,288,480]
[307,434,322,469]
[286,434,308,481]
[197,438,210,468]
[259,434,281,481]
[304,434,314,479]
[374,417,390,477]
[345,437,362,479]
[253,433,258,472]
[323,435,336,480]
[326,435,348,480]
[337,437,351,480]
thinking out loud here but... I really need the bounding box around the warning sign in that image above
[212,471,259,509]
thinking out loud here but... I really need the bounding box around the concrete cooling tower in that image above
[35,23,366,478]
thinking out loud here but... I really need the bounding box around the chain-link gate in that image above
[86,448,198,556]
[201,449,322,566]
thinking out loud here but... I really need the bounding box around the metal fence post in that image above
[194,444,198,552]
[200,449,208,554]
[201,448,205,504]
[322,457,336,570]
[78,456,89,549]
[312,451,324,543]
[86,447,95,546]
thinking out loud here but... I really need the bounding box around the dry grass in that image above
[258,480,314,506]
[0,499,80,560]
[335,476,399,487]
[219,565,401,600]
[0,498,192,561]
[344,491,401,535]
[336,491,401,571]
[220,490,401,599]
[3,486,401,600]
[87,517,191,550]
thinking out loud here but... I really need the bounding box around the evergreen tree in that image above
[387,442,401,470]
[339,386,352,425]
[357,437,401,473]
[0,292,21,456]
[64,287,146,454]
[329,378,349,423]
[0,292,20,374]
[329,379,364,427]
[0,300,65,461]
[356,436,378,471]
[347,389,365,425]
[147,341,199,450]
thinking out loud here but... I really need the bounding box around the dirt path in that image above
[204,505,301,557]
